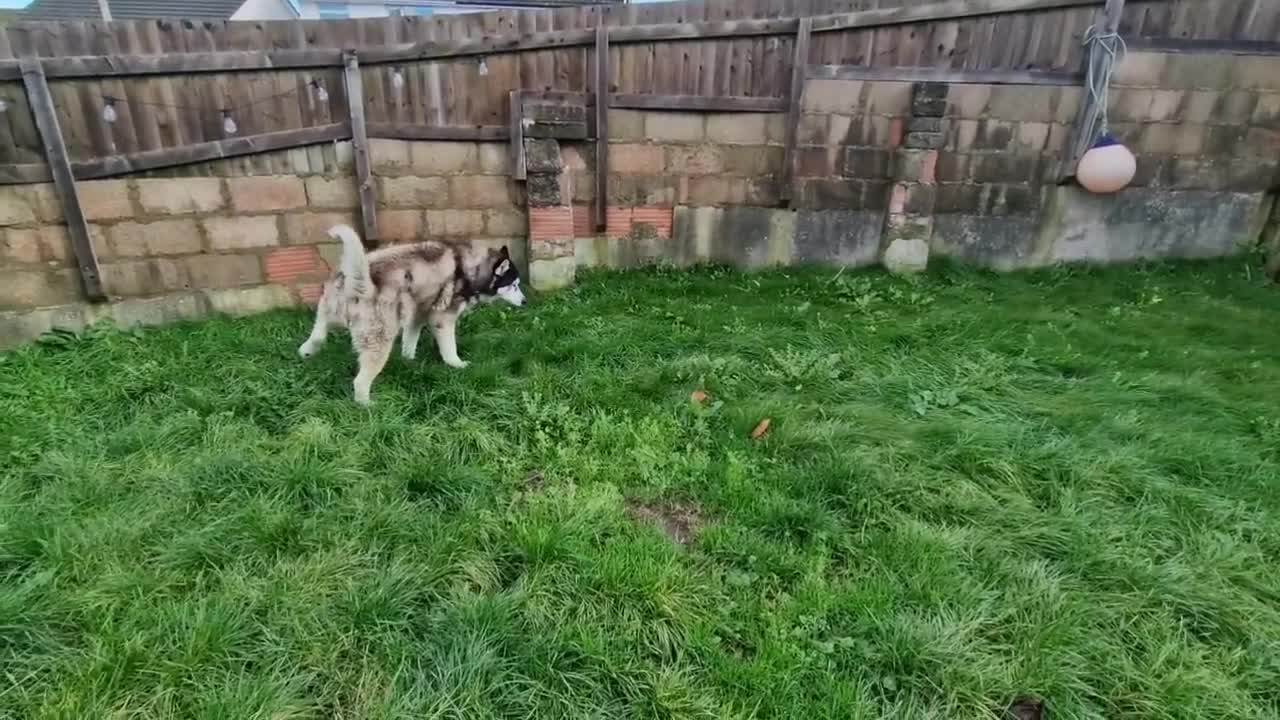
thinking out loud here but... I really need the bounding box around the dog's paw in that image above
[445,359,470,370]
[298,342,318,359]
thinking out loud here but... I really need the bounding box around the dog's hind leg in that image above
[298,308,332,359]
[429,311,468,369]
[401,322,424,361]
[400,299,422,361]
[352,341,392,406]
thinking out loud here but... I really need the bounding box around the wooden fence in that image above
[0,0,1276,299]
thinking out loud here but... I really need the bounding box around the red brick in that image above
[605,207,632,237]
[630,206,673,239]
[297,283,324,306]
[888,118,905,148]
[529,206,573,241]
[264,246,327,285]
[889,184,907,215]
[572,205,594,238]
[919,150,938,185]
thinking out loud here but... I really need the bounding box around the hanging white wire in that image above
[1080,24,1127,147]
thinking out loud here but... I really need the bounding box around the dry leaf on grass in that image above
[690,390,708,403]
[750,418,771,440]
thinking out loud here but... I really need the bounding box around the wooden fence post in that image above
[510,90,527,181]
[782,16,812,208]
[1063,0,1125,179]
[343,50,378,247]
[20,58,105,302]
[593,16,609,233]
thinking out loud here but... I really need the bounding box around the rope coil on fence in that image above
[1080,23,1127,149]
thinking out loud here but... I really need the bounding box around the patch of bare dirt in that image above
[625,498,705,546]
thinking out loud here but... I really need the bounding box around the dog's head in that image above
[484,246,525,308]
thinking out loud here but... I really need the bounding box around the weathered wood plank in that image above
[509,90,526,180]
[781,16,811,207]
[806,65,1083,84]
[593,17,608,232]
[364,122,507,141]
[20,58,104,301]
[67,122,350,180]
[344,51,377,247]
[609,93,787,111]
[1122,37,1280,55]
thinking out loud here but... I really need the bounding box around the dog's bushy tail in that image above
[329,224,371,298]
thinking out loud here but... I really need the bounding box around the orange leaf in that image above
[751,418,772,440]
[690,390,708,403]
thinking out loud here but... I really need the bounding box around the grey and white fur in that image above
[298,224,526,405]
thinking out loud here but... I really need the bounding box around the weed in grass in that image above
[2,260,1280,718]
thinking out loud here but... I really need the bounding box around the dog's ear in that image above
[497,245,510,261]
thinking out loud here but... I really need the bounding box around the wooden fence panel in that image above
[0,0,1269,171]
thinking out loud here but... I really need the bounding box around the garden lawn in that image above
[3,260,1280,719]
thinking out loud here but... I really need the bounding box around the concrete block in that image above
[369,138,413,173]
[799,179,864,210]
[19,184,63,223]
[932,214,1042,270]
[802,79,863,114]
[137,178,224,216]
[1233,55,1280,91]
[610,143,666,175]
[985,86,1057,123]
[526,174,562,207]
[946,84,991,119]
[185,254,263,289]
[205,284,294,317]
[106,219,202,258]
[1181,91,1220,124]
[644,112,704,142]
[1044,186,1264,264]
[409,141,479,174]
[449,176,514,208]
[378,210,424,242]
[1161,53,1232,90]
[530,255,576,291]
[101,258,189,296]
[608,109,646,141]
[0,269,81,309]
[426,209,484,238]
[766,114,787,145]
[665,145,724,175]
[687,176,747,206]
[793,209,882,266]
[1112,51,1166,88]
[3,225,72,265]
[1252,93,1280,128]
[0,189,36,226]
[883,237,929,274]
[477,142,510,174]
[282,211,359,246]
[706,113,770,144]
[203,216,280,251]
[484,208,528,237]
[845,147,892,179]
[379,176,449,208]
[227,176,307,213]
[524,138,563,174]
[1015,122,1051,152]
[305,177,359,209]
[77,180,135,221]
[797,114,829,145]
[1215,90,1260,124]
[864,82,912,116]
[934,183,983,213]
[723,146,784,176]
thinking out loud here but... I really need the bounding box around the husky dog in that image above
[298,224,525,405]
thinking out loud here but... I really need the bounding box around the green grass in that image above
[3,260,1280,719]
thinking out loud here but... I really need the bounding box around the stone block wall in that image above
[1,139,526,347]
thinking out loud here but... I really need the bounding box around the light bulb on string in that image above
[102,98,118,123]
[222,110,238,135]
[478,57,489,76]
[312,80,329,103]
[0,98,9,113]
[392,68,405,90]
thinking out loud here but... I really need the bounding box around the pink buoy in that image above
[1076,133,1136,194]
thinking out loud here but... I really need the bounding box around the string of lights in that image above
[96,79,331,135]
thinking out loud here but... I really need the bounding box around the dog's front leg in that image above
[430,312,468,369]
